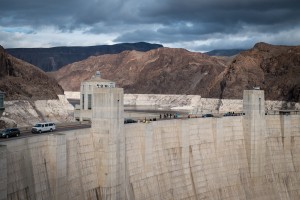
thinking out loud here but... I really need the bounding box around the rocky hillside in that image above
[51,47,229,98]
[0,45,64,100]
[6,42,163,72]
[218,43,300,101]
[52,43,300,102]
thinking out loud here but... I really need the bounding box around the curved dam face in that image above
[1,115,300,200]
[1,89,300,200]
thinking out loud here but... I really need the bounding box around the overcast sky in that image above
[1,0,299,51]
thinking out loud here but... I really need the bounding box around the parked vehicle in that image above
[31,122,56,134]
[1,128,21,138]
[124,119,137,124]
[202,114,214,118]
[223,112,231,117]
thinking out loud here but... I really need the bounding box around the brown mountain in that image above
[218,42,300,101]
[50,47,229,98]
[0,45,64,100]
[51,43,300,102]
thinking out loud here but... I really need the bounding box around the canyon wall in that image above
[0,95,74,127]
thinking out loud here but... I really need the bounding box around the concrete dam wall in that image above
[1,115,300,199]
[125,115,300,199]
[1,89,300,200]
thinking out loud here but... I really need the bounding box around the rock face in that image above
[6,42,163,72]
[124,94,300,112]
[219,43,300,101]
[51,48,228,98]
[52,43,300,102]
[1,95,74,127]
[0,45,64,100]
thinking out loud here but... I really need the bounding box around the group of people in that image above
[224,112,244,116]
[140,113,179,123]
[160,113,178,119]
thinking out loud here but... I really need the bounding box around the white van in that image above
[31,122,56,134]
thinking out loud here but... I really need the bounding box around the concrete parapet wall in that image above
[0,115,300,199]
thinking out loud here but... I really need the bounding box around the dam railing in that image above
[265,110,300,115]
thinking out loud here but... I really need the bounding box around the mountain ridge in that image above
[51,42,300,102]
[6,42,163,72]
[50,47,230,98]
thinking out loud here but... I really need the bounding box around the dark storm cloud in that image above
[115,0,300,48]
[139,0,300,24]
[0,0,142,28]
[1,0,299,50]
[113,23,235,44]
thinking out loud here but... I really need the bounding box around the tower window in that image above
[259,97,261,114]
[88,94,92,110]
[82,94,85,109]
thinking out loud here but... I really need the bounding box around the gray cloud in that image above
[1,0,299,50]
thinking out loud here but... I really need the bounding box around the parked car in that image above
[124,119,137,124]
[1,128,21,138]
[31,122,56,134]
[223,112,231,117]
[202,114,214,118]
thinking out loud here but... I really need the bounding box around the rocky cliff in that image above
[6,42,163,72]
[219,42,300,101]
[1,95,74,127]
[0,45,64,100]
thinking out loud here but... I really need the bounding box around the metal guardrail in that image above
[265,110,300,115]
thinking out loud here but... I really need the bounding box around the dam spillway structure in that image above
[0,83,300,199]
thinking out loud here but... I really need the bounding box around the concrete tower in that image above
[78,71,116,121]
[243,89,267,177]
[90,72,126,199]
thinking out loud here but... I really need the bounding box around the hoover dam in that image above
[0,86,300,200]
